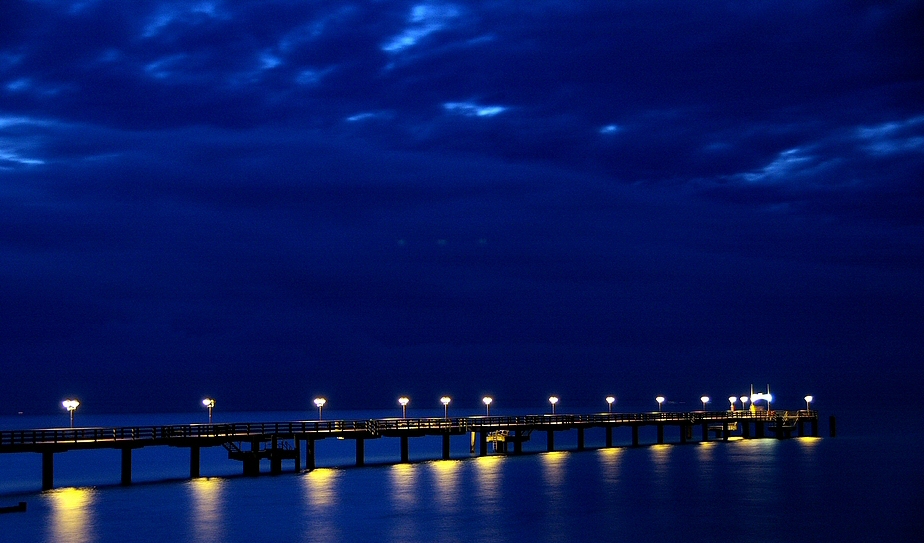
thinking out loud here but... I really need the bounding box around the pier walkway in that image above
[0,410,819,490]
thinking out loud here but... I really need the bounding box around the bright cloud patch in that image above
[856,116,924,156]
[443,102,506,117]
[742,148,813,184]
[382,3,461,53]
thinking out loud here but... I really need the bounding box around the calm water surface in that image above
[1,406,920,542]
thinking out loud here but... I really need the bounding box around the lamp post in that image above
[740,395,749,412]
[314,397,326,420]
[398,396,409,418]
[700,396,710,411]
[202,398,215,423]
[655,396,665,412]
[804,395,813,411]
[440,396,451,419]
[482,396,493,416]
[606,396,615,413]
[548,396,559,415]
[729,396,737,410]
[62,399,79,428]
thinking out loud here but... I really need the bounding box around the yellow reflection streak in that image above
[47,487,97,543]
[430,460,461,507]
[541,451,567,488]
[300,468,342,542]
[190,477,225,543]
[389,463,418,508]
[304,468,341,508]
[473,455,504,509]
[597,447,623,484]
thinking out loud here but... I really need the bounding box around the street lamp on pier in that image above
[606,396,616,413]
[655,396,665,412]
[314,397,326,420]
[700,396,710,411]
[62,399,80,428]
[440,396,451,419]
[740,396,749,412]
[804,395,813,411]
[548,396,559,415]
[482,396,493,416]
[398,396,409,418]
[202,398,215,423]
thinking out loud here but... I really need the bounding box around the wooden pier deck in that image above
[0,410,819,490]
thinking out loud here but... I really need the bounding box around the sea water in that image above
[0,405,920,542]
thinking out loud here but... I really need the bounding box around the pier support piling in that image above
[121,448,132,485]
[41,452,54,491]
[294,439,301,472]
[306,438,315,470]
[701,422,710,442]
[605,426,613,448]
[742,421,751,439]
[829,415,837,437]
[577,428,585,451]
[513,430,523,455]
[631,425,639,447]
[478,432,487,457]
[356,438,365,466]
[656,425,664,444]
[442,434,451,460]
[190,446,200,478]
[400,436,409,463]
[546,430,555,452]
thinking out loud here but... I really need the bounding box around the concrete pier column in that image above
[798,420,805,437]
[356,438,365,466]
[722,422,729,441]
[701,422,710,442]
[513,431,523,455]
[631,425,639,447]
[680,424,688,444]
[243,440,261,476]
[294,439,301,472]
[306,438,316,470]
[605,427,613,448]
[190,446,201,478]
[121,448,132,485]
[478,432,487,457]
[546,430,555,452]
[656,424,664,444]
[577,428,585,451]
[42,452,54,491]
[742,421,751,438]
[270,436,282,474]
[775,416,785,440]
[400,436,409,463]
[755,421,765,438]
[442,434,451,460]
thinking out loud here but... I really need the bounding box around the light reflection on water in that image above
[189,477,224,543]
[596,447,623,484]
[300,468,342,542]
[429,459,461,508]
[46,487,97,543]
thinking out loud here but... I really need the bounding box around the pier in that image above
[0,410,819,490]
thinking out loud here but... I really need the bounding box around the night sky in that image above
[2,1,922,416]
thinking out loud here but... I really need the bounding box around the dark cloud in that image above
[1,0,922,414]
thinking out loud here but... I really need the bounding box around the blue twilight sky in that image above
[1,0,922,415]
